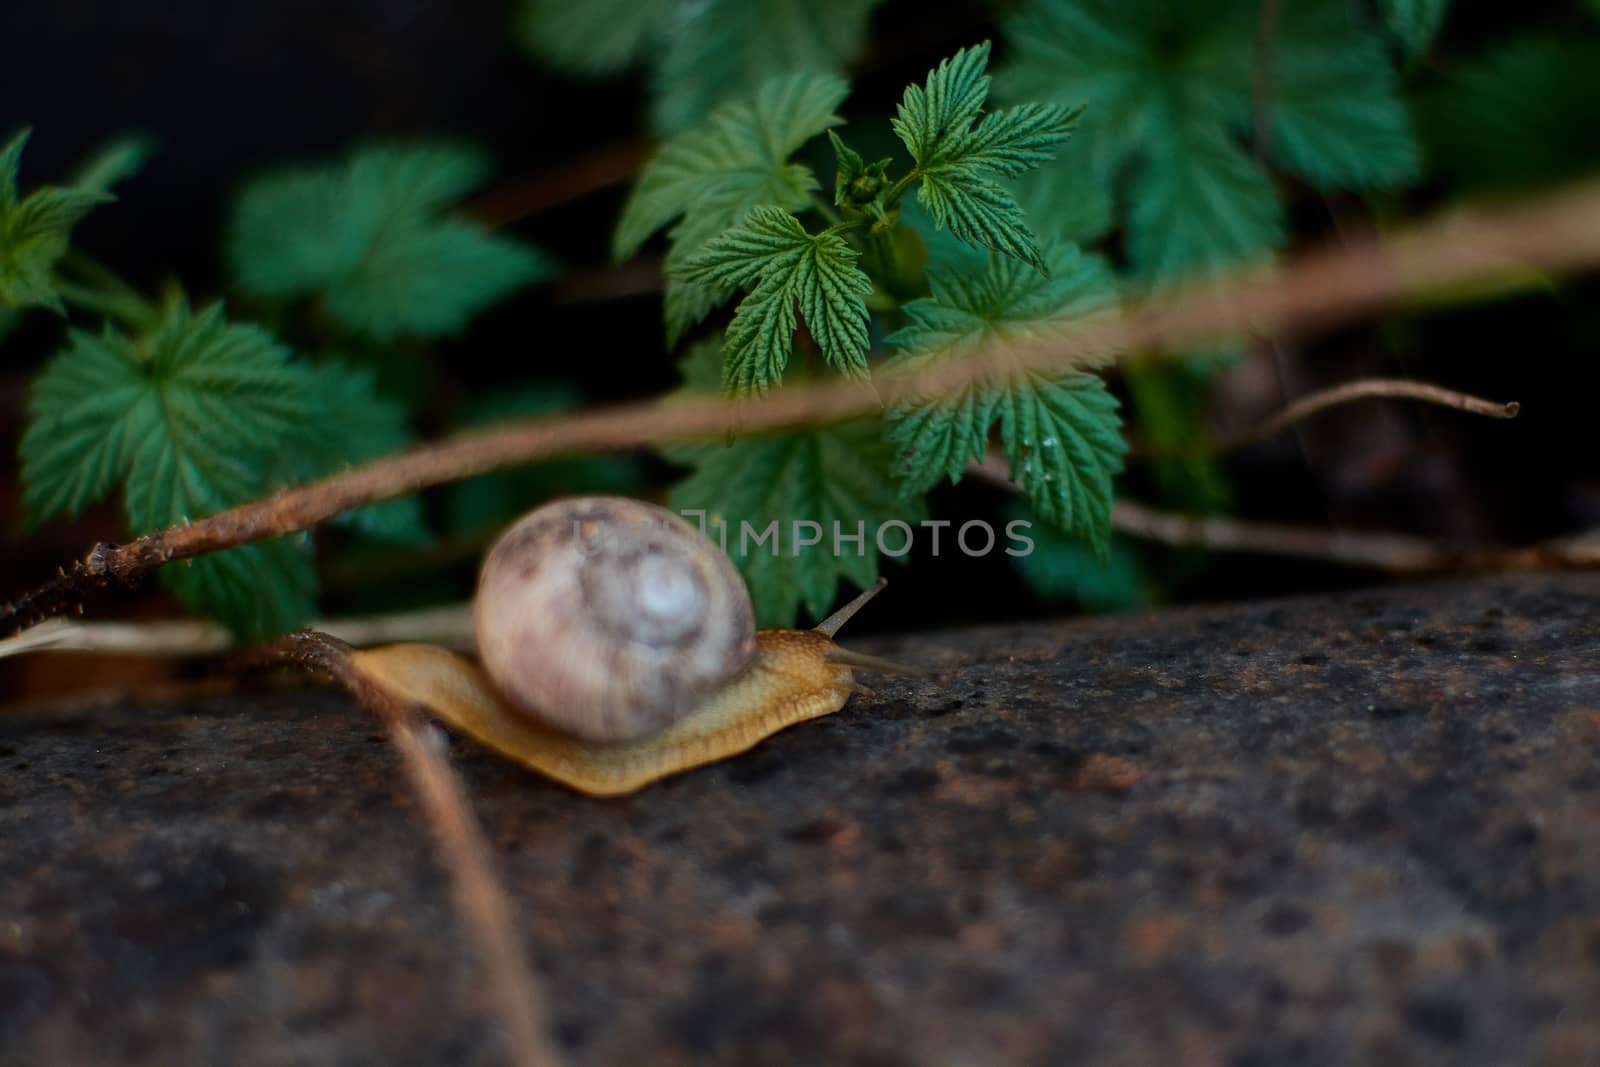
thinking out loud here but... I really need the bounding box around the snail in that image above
[344,496,908,797]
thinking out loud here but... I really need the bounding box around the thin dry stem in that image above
[384,716,562,1067]
[0,604,476,662]
[1135,377,1520,459]
[8,179,1600,633]
[465,139,653,230]
[257,632,563,1067]
[968,453,1600,573]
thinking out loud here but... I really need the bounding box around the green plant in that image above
[13,136,550,637]
[620,42,1132,623]
[18,0,1600,640]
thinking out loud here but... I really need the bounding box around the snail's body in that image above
[352,629,853,796]
[345,496,903,796]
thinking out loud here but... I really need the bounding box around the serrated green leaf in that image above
[0,129,115,313]
[885,241,1125,550]
[614,70,849,345]
[22,301,323,637]
[19,325,155,523]
[998,369,1125,555]
[893,42,996,166]
[288,361,430,545]
[614,70,847,259]
[1127,127,1283,280]
[667,415,925,627]
[997,0,1417,278]
[229,143,549,340]
[893,42,1076,268]
[915,170,1045,271]
[1378,0,1449,58]
[163,537,319,644]
[324,219,548,340]
[515,0,670,77]
[1269,1,1420,188]
[648,0,882,135]
[677,205,871,393]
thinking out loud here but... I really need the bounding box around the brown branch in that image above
[967,454,1600,573]
[9,179,1600,634]
[1133,377,1520,460]
[0,604,476,662]
[257,633,563,1067]
[464,139,654,230]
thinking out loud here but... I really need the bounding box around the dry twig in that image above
[967,453,1600,573]
[1133,377,1521,459]
[256,633,563,1067]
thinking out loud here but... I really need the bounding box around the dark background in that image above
[1,0,1597,654]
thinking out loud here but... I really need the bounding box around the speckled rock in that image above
[1,574,1598,1066]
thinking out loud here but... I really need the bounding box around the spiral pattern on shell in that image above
[473,496,759,743]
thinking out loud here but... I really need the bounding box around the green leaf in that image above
[996,0,1417,277]
[21,301,321,637]
[647,0,882,135]
[1010,504,1147,610]
[0,129,114,313]
[162,537,318,644]
[829,130,867,206]
[613,70,847,257]
[1127,127,1284,280]
[677,205,872,392]
[893,42,1077,268]
[515,0,670,77]
[1269,1,1420,189]
[614,70,849,345]
[1377,0,1449,58]
[19,325,154,523]
[288,361,430,545]
[892,42,996,166]
[1416,35,1600,193]
[1010,137,1113,246]
[323,218,549,340]
[70,135,152,194]
[229,143,550,340]
[997,368,1125,555]
[885,241,1125,551]
[667,414,924,627]
[915,170,1045,271]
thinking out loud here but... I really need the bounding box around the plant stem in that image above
[811,196,844,226]
[57,252,161,330]
[53,278,158,331]
[881,170,921,212]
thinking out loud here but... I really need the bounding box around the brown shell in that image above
[472,496,758,743]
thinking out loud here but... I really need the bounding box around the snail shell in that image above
[473,497,757,743]
[346,496,907,796]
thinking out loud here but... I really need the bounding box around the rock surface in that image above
[1,574,1598,1066]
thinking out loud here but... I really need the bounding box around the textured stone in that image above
[1,573,1598,1066]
